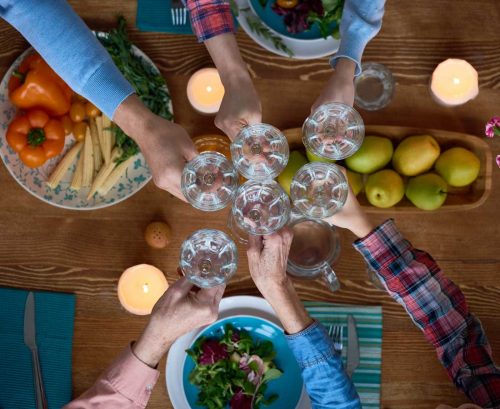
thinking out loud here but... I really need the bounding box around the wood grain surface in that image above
[0,1,500,408]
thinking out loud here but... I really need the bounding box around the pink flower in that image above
[485,116,500,138]
[496,155,500,168]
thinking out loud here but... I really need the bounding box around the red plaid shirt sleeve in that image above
[185,0,235,41]
[353,219,500,408]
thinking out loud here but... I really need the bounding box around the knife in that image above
[24,292,48,409]
[346,315,360,378]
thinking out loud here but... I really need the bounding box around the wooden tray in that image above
[283,125,493,213]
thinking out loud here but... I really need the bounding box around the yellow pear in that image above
[435,147,480,187]
[347,170,364,196]
[277,150,308,195]
[345,136,393,174]
[365,169,405,208]
[392,135,440,176]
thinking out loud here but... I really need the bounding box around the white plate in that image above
[0,43,170,210]
[235,0,340,60]
[166,295,311,409]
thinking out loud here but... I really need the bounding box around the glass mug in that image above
[286,215,341,292]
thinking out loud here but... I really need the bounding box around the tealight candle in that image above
[187,68,225,114]
[117,264,168,315]
[430,59,478,106]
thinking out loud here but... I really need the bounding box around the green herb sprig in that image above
[245,15,294,57]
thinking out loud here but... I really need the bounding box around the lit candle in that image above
[430,59,478,106]
[187,68,225,114]
[117,264,168,315]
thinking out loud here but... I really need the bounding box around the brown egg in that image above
[144,221,172,249]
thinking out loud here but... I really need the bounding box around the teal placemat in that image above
[304,302,383,409]
[136,0,238,34]
[0,287,76,409]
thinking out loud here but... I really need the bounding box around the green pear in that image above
[347,170,363,196]
[392,135,440,176]
[277,150,308,195]
[306,149,336,163]
[365,169,405,208]
[345,136,393,174]
[435,147,480,187]
[406,173,448,210]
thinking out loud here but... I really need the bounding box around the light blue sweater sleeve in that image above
[330,0,386,76]
[286,321,361,409]
[0,0,134,118]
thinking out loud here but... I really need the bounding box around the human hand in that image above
[133,277,225,367]
[311,58,356,112]
[114,94,198,201]
[247,229,313,334]
[215,73,261,140]
[324,166,374,238]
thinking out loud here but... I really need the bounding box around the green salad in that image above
[186,324,283,409]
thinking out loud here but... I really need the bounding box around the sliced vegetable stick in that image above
[47,142,83,189]
[95,115,109,164]
[81,128,94,187]
[98,156,135,196]
[87,148,122,199]
[89,117,102,173]
[102,115,114,161]
[71,152,84,190]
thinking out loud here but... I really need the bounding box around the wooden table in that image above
[1,1,499,408]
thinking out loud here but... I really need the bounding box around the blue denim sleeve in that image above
[286,321,361,409]
[0,0,134,118]
[330,0,386,76]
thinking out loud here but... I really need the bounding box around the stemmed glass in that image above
[179,228,238,288]
[230,179,291,242]
[230,123,289,180]
[181,152,239,211]
[302,103,365,160]
[290,162,348,219]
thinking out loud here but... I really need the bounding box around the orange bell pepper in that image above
[6,109,66,168]
[8,53,72,116]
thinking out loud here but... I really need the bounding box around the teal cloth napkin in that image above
[0,287,76,409]
[304,302,383,409]
[136,0,238,34]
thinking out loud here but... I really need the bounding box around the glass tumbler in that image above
[231,179,291,237]
[231,123,289,180]
[290,162,348,219]
[179,228,238,288]
[302,103,364,160]
[355,62,395,111]
[181,152,239,211]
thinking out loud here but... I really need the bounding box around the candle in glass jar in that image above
[430,59,478,106]
[187,68,225,114]
[117,264,168,315]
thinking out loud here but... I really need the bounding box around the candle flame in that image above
[452,77,460,85]
[206,85,213,93]
[142,283,149,294]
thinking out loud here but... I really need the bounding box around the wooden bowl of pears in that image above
[282,126,493,212]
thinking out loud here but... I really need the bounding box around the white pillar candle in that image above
[430,59,478,106]
[187,68,225,114]
[117,264,168,315]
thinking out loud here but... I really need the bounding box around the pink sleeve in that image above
[64,345,160,409]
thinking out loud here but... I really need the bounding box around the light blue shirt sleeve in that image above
[286,321,361,409]
[330,0,386,76]
[0,0,134,118]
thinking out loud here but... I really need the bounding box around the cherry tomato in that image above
[72,121,87,142]
[60,115,73,135]
[277,0,298,8]
[85,101,101,118]
[69,102,86,123]
[19,145,46,168]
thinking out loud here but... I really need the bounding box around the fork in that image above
[171,0,188,26]
[328,324,343,354]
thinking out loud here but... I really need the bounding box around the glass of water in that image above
[355,62,395,111]
[179,228,238,288]
[231,123,289,180]
[231,179,291,236]
[302,103,364,160]
[181,152,239,212]
[290,162,348,219]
